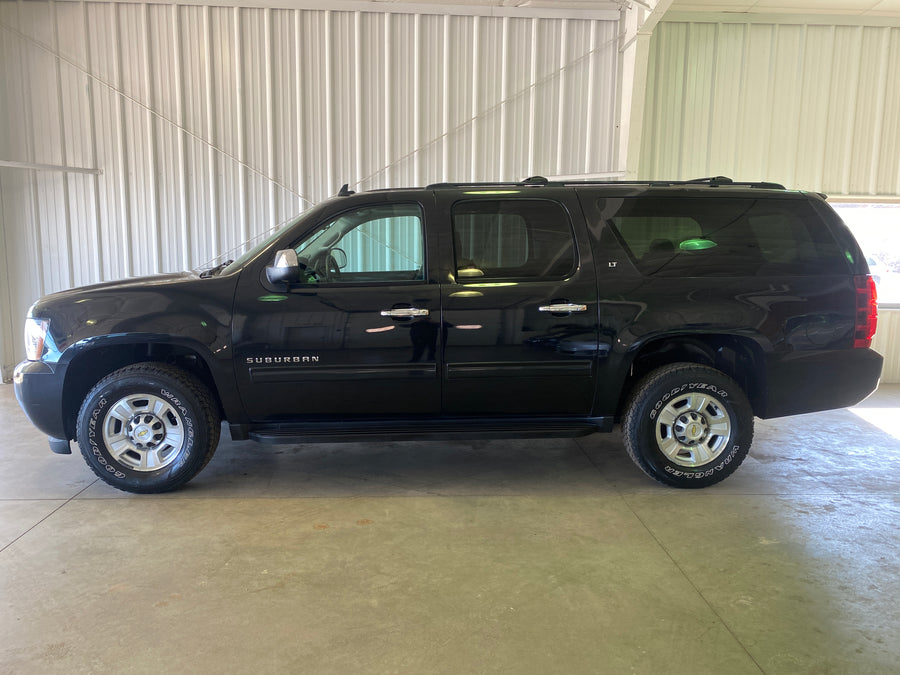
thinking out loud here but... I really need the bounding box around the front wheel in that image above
[622,363,753,488]
[76,364,221,493]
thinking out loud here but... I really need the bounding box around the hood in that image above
[30,271,239,360]
[33,272,199,308]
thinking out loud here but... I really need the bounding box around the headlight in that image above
[24,318,50,361]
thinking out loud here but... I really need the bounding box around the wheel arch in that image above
[60,338,226,439]
[617,333,767,418]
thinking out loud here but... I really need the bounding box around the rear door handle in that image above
[380,308,430,318]
[538,303,587,313]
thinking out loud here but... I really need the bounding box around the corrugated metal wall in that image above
[636,13,900,383]
[0,0,621,378]
[872,309,900,384]
[639,15,900,197]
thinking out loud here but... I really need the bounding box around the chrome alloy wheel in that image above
[654,391,732,467]
[102,394,186,472]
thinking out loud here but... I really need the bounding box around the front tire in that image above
[76,364,220,493]
[622,363,753,488]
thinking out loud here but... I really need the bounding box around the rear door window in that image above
[600,197,848,277]
[452,199,577,281]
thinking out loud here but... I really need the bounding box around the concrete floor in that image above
[1,384,898,674]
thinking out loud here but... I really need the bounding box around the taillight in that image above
[853,275,877,348]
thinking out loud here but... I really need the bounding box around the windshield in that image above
[201,199,342,275]
[228,226,291,270]
[197,213,305,276]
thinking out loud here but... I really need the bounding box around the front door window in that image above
[294,204,425,284]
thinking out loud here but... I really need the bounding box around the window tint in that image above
[294,203,424,283]
[452,199,576,280]
[602,197,848,277]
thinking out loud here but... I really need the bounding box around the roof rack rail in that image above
[424,177,787,190]
[560,176,788,189]
[686,176,733,185]
[680,176,787,189]
[425,178,552,189]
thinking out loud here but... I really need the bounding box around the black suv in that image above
[14,177,883,493]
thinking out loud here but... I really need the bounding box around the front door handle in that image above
[538,303,587,313]
[380,308,430,318]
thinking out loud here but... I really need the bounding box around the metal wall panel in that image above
[639,15,900,196]
[0,0,621,378]
[872,308,900,384]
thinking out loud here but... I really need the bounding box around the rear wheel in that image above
[622,363,753,488]
[76,363,220,493]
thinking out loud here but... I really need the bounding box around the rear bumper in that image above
[13,360,69,440]
[759,347,883,419]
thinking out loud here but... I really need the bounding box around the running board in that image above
[238,417,613,445]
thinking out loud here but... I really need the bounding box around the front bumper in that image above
[14,359,69,440]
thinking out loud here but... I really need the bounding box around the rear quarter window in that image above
[599,197,849,277]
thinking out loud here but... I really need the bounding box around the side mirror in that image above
[266,249,302,286]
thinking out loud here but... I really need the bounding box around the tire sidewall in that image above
[631,369,751,487]
[77,371,207,491]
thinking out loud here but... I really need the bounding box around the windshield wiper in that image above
[199,260,233,278]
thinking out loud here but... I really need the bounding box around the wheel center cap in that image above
[128,414,163,448]
[676,413,708,444]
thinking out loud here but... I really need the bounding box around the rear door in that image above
[437,190,600,416]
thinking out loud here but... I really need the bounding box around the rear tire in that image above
[622,363,753,488]
[75,363,220,493]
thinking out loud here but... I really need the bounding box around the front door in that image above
[438,193,600,416]
[233,198,441,421]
